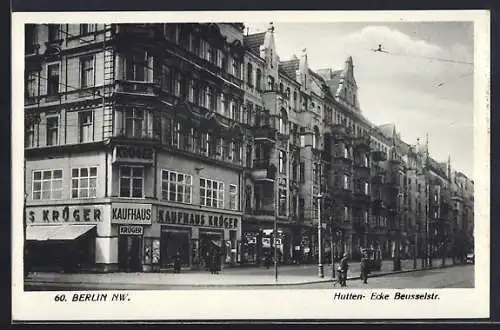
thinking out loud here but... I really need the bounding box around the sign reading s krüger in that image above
[111,203,152,225]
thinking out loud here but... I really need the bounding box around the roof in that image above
[278,58,300,81]
[377,123,396,139]
[243,32,266,56]
[318,69,343,97]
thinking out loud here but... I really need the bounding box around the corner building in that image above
[25,23,247,272]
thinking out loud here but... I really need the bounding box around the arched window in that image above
[286,87,291,100]
[313,126,320,149]
[247,62,253,86]
[279,108,288,135]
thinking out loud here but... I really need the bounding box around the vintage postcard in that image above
[11,10,490,321]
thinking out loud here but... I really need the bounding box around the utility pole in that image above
[274,164,278,282]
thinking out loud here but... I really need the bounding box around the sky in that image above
[245,22,474,177]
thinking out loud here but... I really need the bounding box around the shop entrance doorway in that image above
[160,230,190,268]
[118,236,142,272]
[199,231,223,271]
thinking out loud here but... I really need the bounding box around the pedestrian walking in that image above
[210,247,220,274]
[339,252,349,287]
[360,253,369,284]
[172,251,182,274]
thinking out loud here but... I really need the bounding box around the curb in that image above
[24,263,466,288]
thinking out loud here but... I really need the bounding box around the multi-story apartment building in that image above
[450,170,475,260]
[24,22,473,273]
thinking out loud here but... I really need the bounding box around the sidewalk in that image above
[25,258,458,287]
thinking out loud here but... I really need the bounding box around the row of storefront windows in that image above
[31,166,239,211]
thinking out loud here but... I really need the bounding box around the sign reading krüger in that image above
[119,225,144,235]
[26,205,103,224]
[111,203,152,225]
[113,145,154,164]
[157,207,239,229]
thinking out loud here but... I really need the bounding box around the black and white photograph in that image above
[12,10,490,321]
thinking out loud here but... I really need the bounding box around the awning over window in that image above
[26,225,96,241]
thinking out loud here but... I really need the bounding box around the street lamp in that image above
[315,193,324,278]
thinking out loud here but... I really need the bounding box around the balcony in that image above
[253,126,277,142]
[114,128,160,141]
[353,191,371,204]
[353,135,371,151]
[251,160,277,182]
[116,80,158,97]
[372,150,387,162]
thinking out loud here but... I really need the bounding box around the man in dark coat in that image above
[339,252,349,287]
[172,251,182,274]
[360,253,369,284]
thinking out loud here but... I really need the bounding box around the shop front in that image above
[111,202,152,272]
[140,205,241,271]
[25,204,104,272]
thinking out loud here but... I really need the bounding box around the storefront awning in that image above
[26,225,96,241]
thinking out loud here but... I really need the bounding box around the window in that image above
[363,154,369,167]
[179,27,190,49]
[299,162,305,182]
[125,52,147,81]
[80,24,96,35]
[25,24,37,54]
[200,178,224,209]
[80,56,94,88]
[46,116,59,146]
[343,174,350,190]
[344,206,349,223]
[161,170,192,204]
[313,126,320,149]
[279,109,287,135]
[364,211,369,224]
[364,181,370,195]
[32,169,63,200]
[26,71,37,98]
[47,63,60,96]
[71,167,97,198]
[279,189,287,216]
[48,24,60,43]
[79,111,93,143]
[25,124,35,148]
[119,166,144,198]
[267,75,275,91]
[279,150,287,174]
[344,146,349,159]
[125,108,144,138]
[256,69,262,91]
[164,24,177,42]
[229,184,238,210]
[247,63,253,86]
[232,58,241,78]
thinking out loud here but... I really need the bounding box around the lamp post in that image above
[315,193,324,278]
[329,215,335,279]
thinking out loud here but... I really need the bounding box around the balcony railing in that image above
[114,128,160,141]
[116,80,158,96]
[253,126,277,141]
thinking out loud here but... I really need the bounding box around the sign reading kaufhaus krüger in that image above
[158,207,239,230]
[111,203,152,225]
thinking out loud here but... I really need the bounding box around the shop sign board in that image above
[26,205,103,224]
[111,203,152,225]
[157,207,240,230]
[112,145,154,164]
[119,225,144,235]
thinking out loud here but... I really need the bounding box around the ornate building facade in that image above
[24,22,474,272]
